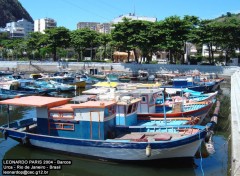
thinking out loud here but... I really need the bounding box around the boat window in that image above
[108,105,116,116]
[149,96,154,104]
[127,104,133,114]
[117,105,125,114]
[49,112,74,119]
[49,122,74,131]
[132,103,137,112]
[141,96,147,103]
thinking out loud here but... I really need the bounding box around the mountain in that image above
[0,0,33,28]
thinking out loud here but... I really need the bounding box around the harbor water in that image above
[0,82,231,176]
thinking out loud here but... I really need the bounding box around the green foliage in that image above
[70,28,100,61]
[1,12,240,64]
[149,60,158,64]
[44,27,70,61]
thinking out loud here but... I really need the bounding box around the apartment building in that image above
[5,18,34,38]
[34,18,57,33]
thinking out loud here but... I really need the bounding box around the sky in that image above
[19,0,240,30]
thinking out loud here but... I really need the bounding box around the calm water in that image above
[0,85,230,176]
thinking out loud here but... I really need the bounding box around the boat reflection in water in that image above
[4,144,197,176]
[2,135,228,176]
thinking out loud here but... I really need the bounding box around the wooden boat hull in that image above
[1,123,208,161]
[138,101,214,123]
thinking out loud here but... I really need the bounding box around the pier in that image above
[231,70,240,176]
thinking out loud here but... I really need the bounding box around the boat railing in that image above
[2,118,36,130]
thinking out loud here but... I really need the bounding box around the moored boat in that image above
[0,96,215,162]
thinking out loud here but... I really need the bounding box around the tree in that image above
[70,28,100,61]
[194,20,216,64]
[215,17,240,63]
[25,32,45,60]
[98,33,111,60]
[44,27,70,61]
[111,18,135,62]
[159,16,191,64]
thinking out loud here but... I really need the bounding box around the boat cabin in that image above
[41,100,117,140]
[115,96,141,126]
[121,89,162,114]
[0,96,120,140]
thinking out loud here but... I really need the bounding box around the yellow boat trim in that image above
[136,83,161,88]
[93,82,119,88]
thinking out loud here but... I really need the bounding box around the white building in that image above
[34,18,57,33]
[5,18,34,38]
[111,13,157,24]
[110,13,157,31]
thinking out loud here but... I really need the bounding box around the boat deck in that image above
[114,129,199,142]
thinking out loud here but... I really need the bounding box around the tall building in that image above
[34,18,57,33]
[5,18,34,38]
[77,22,99,31]
[76,13,156,34]
[98,23,111,34]
[77,22,111,34]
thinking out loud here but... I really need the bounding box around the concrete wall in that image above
[0,61,238,76]
[231,71,240,176]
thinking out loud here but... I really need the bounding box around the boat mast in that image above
[163,89,167,126]
[7,105,10,128]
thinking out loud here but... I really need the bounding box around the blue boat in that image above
[0,88,25,100]
[0,96,215,161]
[162,76,216,93]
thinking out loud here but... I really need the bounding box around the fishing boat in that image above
[0,88,25,100]
[86,68,106,81]
[118,88,215,123]
[137,70,149,81]
[48,80,75,92]
[161,89,218,104]
[17,79,54,95]
[162,76,216,93]
[0,96,215,162]
[49,76,86,88]
[118,74,131,83]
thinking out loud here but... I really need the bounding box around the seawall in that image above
[0,61,239,76]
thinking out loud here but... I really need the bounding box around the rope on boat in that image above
[205,100,220,154]
[21,135,29,145]
[3,129,8,140]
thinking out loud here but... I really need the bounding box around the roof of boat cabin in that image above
[71,95,96,103]
[82,87,115,95]
[0,96,71,107]
[71,100,116,108]
[49,104,74,112]
[136,83,161,88]
[130,89,162,94]
[117,98,141,105]
[93,82,119,88]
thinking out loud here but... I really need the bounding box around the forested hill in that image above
[213,12,240,22]
[0,0,33,27]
